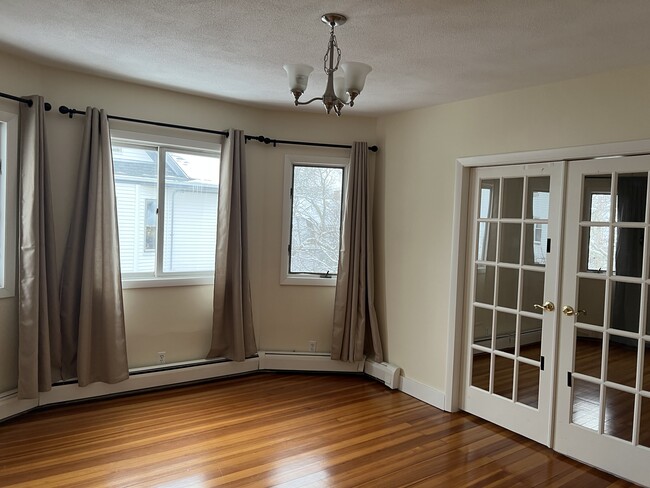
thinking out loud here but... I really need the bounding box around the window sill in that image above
[122,276,214,289]
[0,288,15,299]
[281,275,337,287]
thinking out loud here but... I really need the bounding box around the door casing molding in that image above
[445,138,650,412]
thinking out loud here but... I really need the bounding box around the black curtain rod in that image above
[58,105,228,137]
[0,91,52,111]
[245,134,379,153]
[58,105,379,152]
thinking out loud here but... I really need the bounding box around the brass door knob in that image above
[534,301,555,312]
[562,305,586,317]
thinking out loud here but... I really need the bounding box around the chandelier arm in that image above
[295,96,324,106]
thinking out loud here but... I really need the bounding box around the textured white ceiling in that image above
[1,0,649,116]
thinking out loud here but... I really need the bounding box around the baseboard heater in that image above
[364,359,401,389]
[257,351,365,373]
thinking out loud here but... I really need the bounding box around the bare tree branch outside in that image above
[290,165,343,275]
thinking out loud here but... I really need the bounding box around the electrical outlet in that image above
[158,351,166,364]
[308,341,317,352]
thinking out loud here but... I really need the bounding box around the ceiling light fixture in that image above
[283,13,372,116]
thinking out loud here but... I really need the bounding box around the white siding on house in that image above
[113,142,219,278]
[163,186,217,273]
[115,180,157,275]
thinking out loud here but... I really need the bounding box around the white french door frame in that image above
[446,138,650,413]
[446,138,650,484]
[460,162,565,446]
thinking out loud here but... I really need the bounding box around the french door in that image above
[462,162,565,445]
[555,155,650,486]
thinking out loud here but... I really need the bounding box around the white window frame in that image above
[111,130,221,289]
[280,154,348,286]
[0,110,18,299]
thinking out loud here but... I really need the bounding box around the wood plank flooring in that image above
[0,373,639,487]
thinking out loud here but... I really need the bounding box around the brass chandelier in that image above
[283,13,372,116]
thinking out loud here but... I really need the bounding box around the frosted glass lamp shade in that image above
[283,64,314,93]
[333,77,349,103]
[341,62,372,94]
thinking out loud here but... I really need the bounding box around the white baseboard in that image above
[38,358,259,406]
[0,393,38,421]
[399,375,446,410]
[258,351,365,373]
[2,352,445,423]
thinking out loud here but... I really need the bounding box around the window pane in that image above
[580,226,609,273]
[290,165,343,275]
[112,144,159,275]
[476,222,497,262]
[526,177,550,220]
[479,179,499,219]
[502,178,523,218]
[582,175,611,222]
[163,151,219,273]
[616,173,647,223]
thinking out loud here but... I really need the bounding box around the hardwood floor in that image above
[0,373,639,487]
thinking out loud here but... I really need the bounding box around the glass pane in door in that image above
[517,362,540,408]
[470,174,551,410]
[568,171,649,447]
[640,397,650,448]
[571,378,601,431]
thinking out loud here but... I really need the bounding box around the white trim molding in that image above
[398,375,446,411]
[446,137,650,413]
[0,393,38,422]
[258,351,365,373]
[0,110,18,298]
[38,358,259,406]
[1,353,414,424]
[280,154,349,287]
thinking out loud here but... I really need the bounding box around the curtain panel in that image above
[59,107,129,386]
[17,95,62,399]
[207,129,257,361]
[331,141,384,363]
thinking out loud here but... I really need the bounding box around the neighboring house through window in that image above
[0,110,17,298]
[111,131,220,287]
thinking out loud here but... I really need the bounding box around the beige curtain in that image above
[17,95,62,399]
[207,129,257,361]
[331,142,384,362]
[59,107,129,386]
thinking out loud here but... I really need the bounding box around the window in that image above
[143,199,157,251]
[111,131,220,287]
[281,154,347,286]
[0,111,17,299]
[587,193,610,272]
[531,190,549,265]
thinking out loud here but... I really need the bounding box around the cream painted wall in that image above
[0,297,17,392]
[0,50,377,386]
[375,64,650,392]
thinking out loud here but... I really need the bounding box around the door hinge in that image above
[546,238,551,253]
[287,244,291,255]
[540,356,545,371]
[290,187,293,199]
[567,371,572,387]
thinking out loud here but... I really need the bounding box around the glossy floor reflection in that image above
[0,373,636,487]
